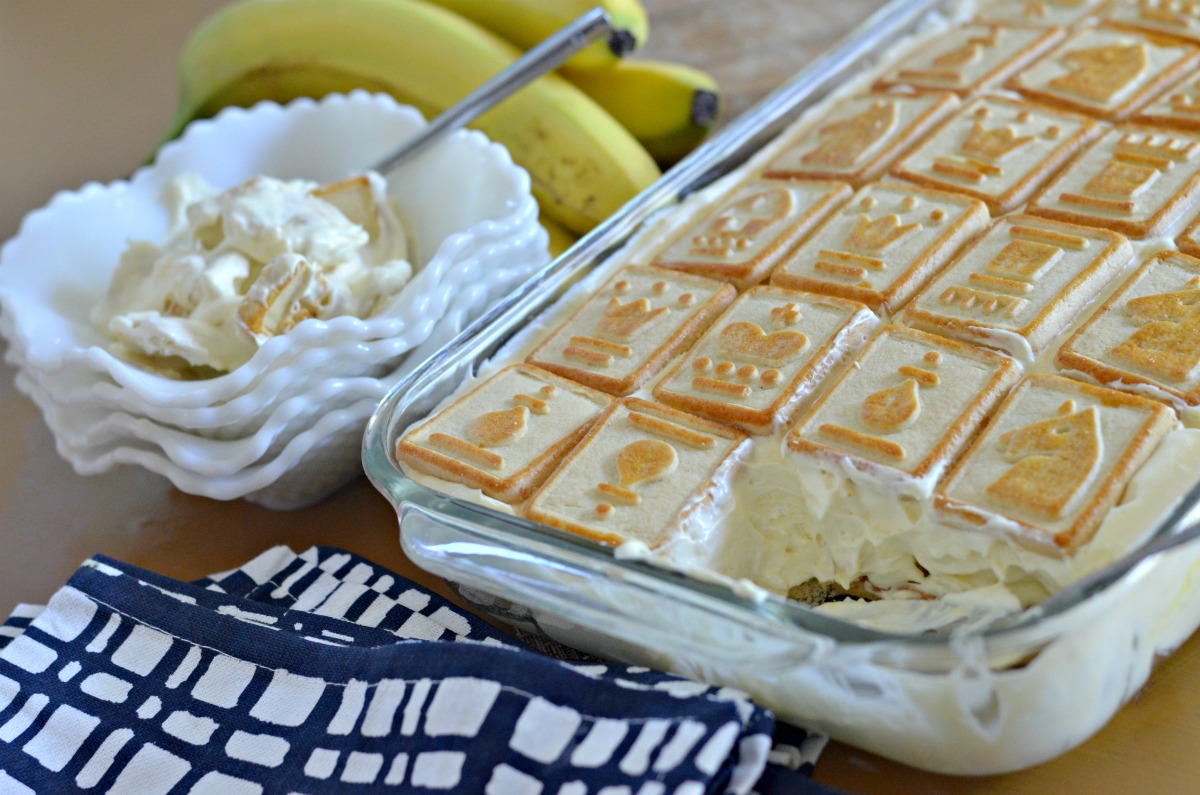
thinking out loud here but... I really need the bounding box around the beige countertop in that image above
[3,2,1199,792]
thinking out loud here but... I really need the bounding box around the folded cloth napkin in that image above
[0,547,844,794]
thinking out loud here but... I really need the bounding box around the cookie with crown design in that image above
[1057,250,1200,408]
[1136,75,1200,131]
[653,286,877,434]
[526,265,735,396]
[786,326,1020,484]
[1009,26,1200,120]
[902,214,1132,359]
[395,364,613,503]
[768,181,989,313]
[976,0,1112,27]
[650,178,851,290]
[1107,0,1200,45]
[892,95,1099,215]
[763,92,960,187]
[525,398,750,547]
[1027,125,1200,238]
[875,22,1064,95]
[936,374,1174,552]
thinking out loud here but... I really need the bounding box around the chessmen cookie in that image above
[874,22,1065,95]
[936,373,1175,553]
[525,398,750,547]
[768,181,989,313]
[891,95,1099,215]
[653,286,877,434]
[1135,74,1200,131]
[1107,0,1200,45]
[1057,249,1200,409]
[787,326,1021,484]
[1008,26,1200,120]
[902,214,1132,359]
[976,0,1112,27]
[1026,126,1200,238]
[763,92,960,187]
[526,266,736,396]
[650,177,851,290]
[395,365,613,503]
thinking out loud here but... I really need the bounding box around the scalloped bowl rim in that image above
[0,91,540,408]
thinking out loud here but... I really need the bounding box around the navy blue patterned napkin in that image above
[0,547,839,794]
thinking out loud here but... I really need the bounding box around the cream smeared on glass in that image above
[95,172,413,375]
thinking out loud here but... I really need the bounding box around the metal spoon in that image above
[372,7,614,176]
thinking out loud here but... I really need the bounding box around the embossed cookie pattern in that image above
[526,266,735,396]
[876,23,1065,95]
[936,374,1175,551]
[892,95,1099,214]
[525,398,749,547]
[1009,27,1200,120]
[787,326,1020,481]
[395,364,613,503]
[1136,75,1200,131]
[1026,126,1200,237]
[903,215,1132,358]
[769,181,989,312]
[1108,0,1200,44]
[653,286,877,433]
[1058,250,1200,407]
[651,178,851,289]
[976,0,1112,27]
[1177,204,1200,258]
[764,93,960,186]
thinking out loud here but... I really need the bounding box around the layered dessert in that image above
[395,0,1200,633]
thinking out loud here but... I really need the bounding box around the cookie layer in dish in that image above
[395,0,1200,629]
[526,266,736,396]
[653,285,877,434]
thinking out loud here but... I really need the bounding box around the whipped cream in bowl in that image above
[95,171,416,376]
[0,90,549,506]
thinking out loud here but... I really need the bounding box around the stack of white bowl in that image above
[0,92,549,509]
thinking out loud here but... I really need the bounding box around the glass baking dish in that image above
[363,0,1200,774]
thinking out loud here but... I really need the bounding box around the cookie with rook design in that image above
[902,214,1132,359]
[1026,125,1200,238]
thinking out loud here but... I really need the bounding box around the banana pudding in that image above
[393,0,1200,634]
[95,171,414,376]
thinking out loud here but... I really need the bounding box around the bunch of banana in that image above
[164,0,721,240]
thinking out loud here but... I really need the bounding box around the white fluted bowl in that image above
[0,91,549,508]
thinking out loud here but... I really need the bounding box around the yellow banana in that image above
[562,59,721,167]
[421,0,649,69]
[163,0,661,235]
[540,214,579,259]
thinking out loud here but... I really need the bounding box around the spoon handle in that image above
[372,7,614,175]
